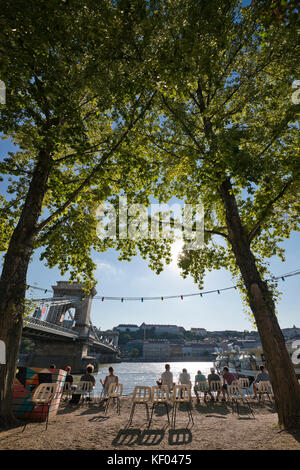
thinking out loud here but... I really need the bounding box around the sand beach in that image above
[0,397,300,451]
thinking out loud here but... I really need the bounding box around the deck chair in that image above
[149,385,170,427]
[227,382,254,418]
[171,385,194,429]
[105,383,123,415]
[258,381,273,404]
[127,386,152,427]
[23,383,58,431]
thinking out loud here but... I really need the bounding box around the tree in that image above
[0,0,169,426]
[135,0,299,427]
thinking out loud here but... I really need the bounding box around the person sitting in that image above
[194,370,209,402]
[65,365,76,390]
[207,367,221,401]
[221,366,237,400]
[160,364,174,392]
[179,368,191,387]
[69,364,95,404]
[100,366,118,396]
[252,365,270,398]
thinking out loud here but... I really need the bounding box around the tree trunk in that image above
[219,176,300,428]
[0,151,52,427]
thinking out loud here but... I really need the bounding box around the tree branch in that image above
[248,179,294,242]
[35,92,157,233]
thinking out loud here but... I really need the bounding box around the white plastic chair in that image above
[127,386,152,427]
[209,380,222,400]
[105,383,123,415]
[238,377,250,395]
[194,381,209,402]
[227,382,254,418]
[62,381,73,401]
[171,385,194,428]
[258,381,273,403]
[149,385,170,427]
[73,381,94,404]
[23,383,58,431]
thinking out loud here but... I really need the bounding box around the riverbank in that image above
[1,397,300,450]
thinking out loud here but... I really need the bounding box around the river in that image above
[74,361,214,396]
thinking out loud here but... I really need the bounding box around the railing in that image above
[23,316,80,335]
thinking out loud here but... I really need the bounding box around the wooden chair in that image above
[127,386,152,427]
[149,385,170,427]
[171,385,194,429]
[105,383,123,415]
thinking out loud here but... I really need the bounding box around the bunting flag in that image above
[25,269,300,303]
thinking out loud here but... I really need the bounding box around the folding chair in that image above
[258,381,273,404]
[171,385,194,429]
[105,383,123,415]
[23,383,58,431]
[127,386,152,427]
[149,385,170,427]
[227,382,254,418]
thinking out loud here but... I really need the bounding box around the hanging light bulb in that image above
[180,296,183,300]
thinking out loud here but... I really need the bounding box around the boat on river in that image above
[214,341,300,382]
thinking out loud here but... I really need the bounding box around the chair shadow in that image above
[112,427,165,447]
[168,428,192,446]
[194,400,231,417]
[112,428,142,447]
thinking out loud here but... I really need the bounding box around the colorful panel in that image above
[12,367,66,421]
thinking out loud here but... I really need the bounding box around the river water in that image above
[75,361,214,396]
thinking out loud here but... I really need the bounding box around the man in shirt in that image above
[207,368,221,401]
[252,365,270,398]
[221,366,237,400]
[160,364,174,391]
[194,370,209,402]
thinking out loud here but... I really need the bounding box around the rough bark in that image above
[219,176,300,428]
[0,151,52,427]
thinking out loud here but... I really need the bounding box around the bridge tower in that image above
[46,281,97,336]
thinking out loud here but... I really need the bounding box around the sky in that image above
[1,136,299,334]
[24,233,299,332]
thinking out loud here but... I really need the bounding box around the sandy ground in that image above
[0,396,300,450]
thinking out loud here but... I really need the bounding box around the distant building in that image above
[143,339,170,361]
[282,326,300,339]
[115,324,140,332]
[140,323,184,335]
[190,328,207,337]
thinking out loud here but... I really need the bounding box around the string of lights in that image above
[26,268,300,303]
